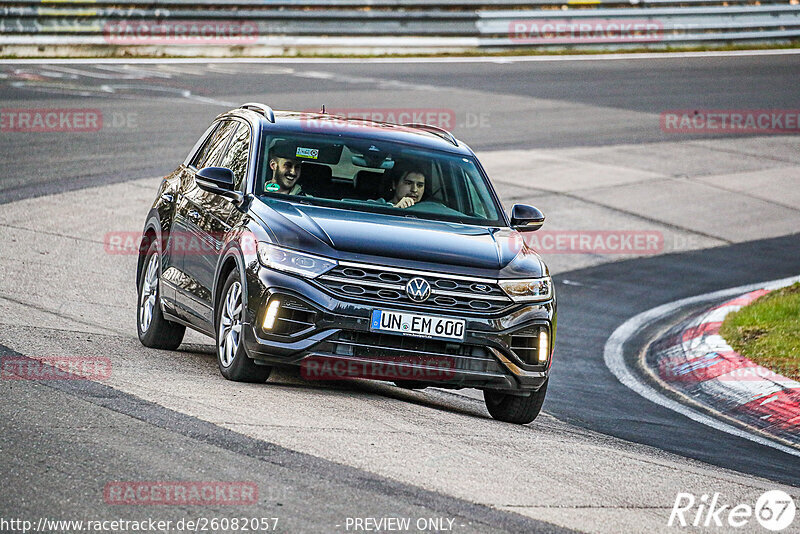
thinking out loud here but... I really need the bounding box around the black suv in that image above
[136,104,555,424]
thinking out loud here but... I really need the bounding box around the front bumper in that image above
[242,266,555,393]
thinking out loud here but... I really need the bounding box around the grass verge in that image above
[720,283,800,381]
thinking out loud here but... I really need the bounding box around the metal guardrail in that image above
[0,1,798,53]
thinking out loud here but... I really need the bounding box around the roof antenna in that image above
[320,105,326,114]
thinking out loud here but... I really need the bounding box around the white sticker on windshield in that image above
[296,147,319,159]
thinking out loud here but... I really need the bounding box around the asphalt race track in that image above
[1,53,799,533]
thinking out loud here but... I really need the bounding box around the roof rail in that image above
[402,123,458,147]
[239,102,275,123]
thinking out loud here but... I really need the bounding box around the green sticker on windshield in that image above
[265,183,280,192]
[296,147,319,159]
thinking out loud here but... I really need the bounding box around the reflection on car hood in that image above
[252,200,534,271]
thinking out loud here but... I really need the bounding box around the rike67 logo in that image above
[668,490,796,531]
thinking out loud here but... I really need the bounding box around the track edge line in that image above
[603,274,800,459]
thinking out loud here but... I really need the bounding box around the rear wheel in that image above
[137,240,185,350]
[216,270,271,383]
[484,379,548,424]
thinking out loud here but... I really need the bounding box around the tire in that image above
[216,269,271,383]
[137,240,185,350]
[484,379,548,424]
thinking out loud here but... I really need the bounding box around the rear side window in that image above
[192,121,237,169]
[189,123,219,168]
[219,122,251,191]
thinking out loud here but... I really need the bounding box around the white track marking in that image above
[604,274,800,458]
[1,49,799,65]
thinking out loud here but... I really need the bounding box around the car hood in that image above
[250,199,545,275]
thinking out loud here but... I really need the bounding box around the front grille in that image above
[316,264,512,314]
[317,331,506,376]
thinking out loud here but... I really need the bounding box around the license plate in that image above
[370,310,465,341]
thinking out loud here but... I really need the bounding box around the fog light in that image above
[263,299,281,330]
[538,329,549,363]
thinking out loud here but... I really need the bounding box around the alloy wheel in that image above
[218,281,243,368]
[139,253,159,333]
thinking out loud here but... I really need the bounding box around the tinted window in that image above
[256,133,503,226]
[194,121,237,169]
[219,122,251,191]
[188,123,219,168]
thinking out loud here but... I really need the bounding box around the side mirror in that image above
[510,204,545,232]
[195,167,243,204]
[196,167,235,192]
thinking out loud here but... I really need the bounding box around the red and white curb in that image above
[604,275,800,458]
[651,289,800,445]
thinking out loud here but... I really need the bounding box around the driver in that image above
[265,141,303,195]
[387,164,426,208]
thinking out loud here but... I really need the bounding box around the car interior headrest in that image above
[354,170,387,200]
[299,162,334,197]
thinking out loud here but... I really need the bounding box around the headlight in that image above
[498,277,552,302]
[256,243,336,278]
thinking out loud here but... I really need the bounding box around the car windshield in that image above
[255,133,504,226]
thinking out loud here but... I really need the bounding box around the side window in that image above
[189,123,219,168]
[187,123,218,168]
[219,123,251,191]
[194,121,237,169]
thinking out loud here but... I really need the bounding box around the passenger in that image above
[265,141,303,195]
[387,164,426,209]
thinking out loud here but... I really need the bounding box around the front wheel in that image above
[216,270,271,383]
[484,379,548,424]
[137,240,185,350]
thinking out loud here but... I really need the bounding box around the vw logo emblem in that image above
[406,277,431,302]
[472,283,491,293]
